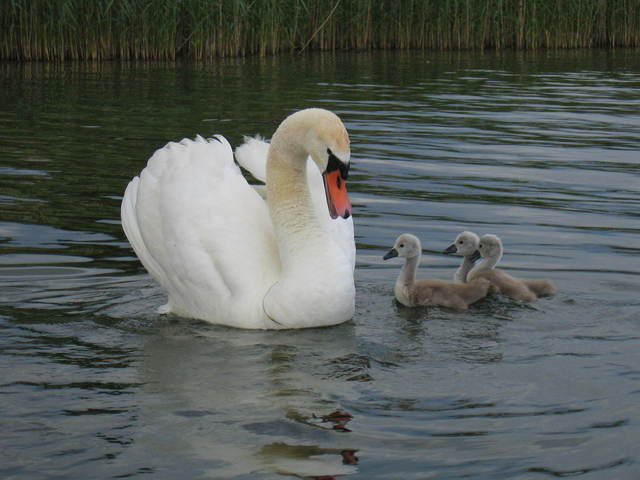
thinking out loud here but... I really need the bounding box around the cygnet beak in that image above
[383,248,398,260]
[443,243,457,254]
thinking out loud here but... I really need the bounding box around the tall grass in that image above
[1,0,639,60]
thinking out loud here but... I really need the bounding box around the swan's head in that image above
[473,234,503,263]
[275,108,352,219]
[443,231,480,257]
[383,233,422,261]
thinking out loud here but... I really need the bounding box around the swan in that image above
[383,234,492,311]
[467,234,556,302]
[443,230,480,283]
[121,108,356,329]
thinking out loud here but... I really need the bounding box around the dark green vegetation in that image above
[2,0,640,60]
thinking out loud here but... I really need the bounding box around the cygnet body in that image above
[383,233,492,311]
[467,234,556,302]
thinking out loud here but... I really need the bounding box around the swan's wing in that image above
[122,176,171,290]
[121,135,279,321]
[235,136,356,271]
[474,269,536,301]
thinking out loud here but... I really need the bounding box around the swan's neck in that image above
[455,256,476,283]
[266,143,325,268]
[398,254,419,288]
[469,251,502,276]
[263,135,354,328]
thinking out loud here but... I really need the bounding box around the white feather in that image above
[121,109,356,329]
[122,135,280,328]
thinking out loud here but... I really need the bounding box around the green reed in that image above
[1,0,638,60]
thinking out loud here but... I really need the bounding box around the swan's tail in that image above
[234,135,269,183]
[524,279,556,297]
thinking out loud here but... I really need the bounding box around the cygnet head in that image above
[476,234,503,262]
[383,233,422,261]
[443,231,480,257]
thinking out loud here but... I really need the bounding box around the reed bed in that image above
[2,0,639,60]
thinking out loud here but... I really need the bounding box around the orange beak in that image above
[323,169,352,219]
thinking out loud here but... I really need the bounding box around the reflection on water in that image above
[1,50,640,478]
[259,443,358,479]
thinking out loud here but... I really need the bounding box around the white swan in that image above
[383,234,492,311]
[443,231,480,283]
[467,234,556,302]
[121,108,356,329]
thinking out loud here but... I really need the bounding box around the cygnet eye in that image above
[399,243,404,248]
[459,240,464,244]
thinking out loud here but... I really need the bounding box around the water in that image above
[1,50,639,479]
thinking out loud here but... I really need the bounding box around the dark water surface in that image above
[1,50,639,479]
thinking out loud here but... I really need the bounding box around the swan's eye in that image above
[399,243,404,248]
[459,240,464,244]
[327,148,349,180]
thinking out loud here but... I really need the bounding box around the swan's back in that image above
[471,269,537,302]
[121,135,280,327]
[523,279,556,297]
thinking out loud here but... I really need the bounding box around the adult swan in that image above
[121,108,356,329]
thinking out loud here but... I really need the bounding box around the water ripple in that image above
[1,51,639,479]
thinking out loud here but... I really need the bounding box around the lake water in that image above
[1,50,639,479]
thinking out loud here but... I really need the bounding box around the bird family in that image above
[384,231,555,311]
[121,108,554,329]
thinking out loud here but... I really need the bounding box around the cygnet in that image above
[384,233,492,311]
